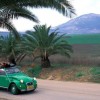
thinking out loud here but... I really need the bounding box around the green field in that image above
[67,34,100,44]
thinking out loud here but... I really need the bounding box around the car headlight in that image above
[33,77,37,81]
[20,79,24,83]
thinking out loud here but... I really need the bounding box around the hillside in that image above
[0,31,25,37]
[54,13,100,34]
[0,32,9,36]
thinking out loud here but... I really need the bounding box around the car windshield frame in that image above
[0,69,6,75]
[5,67,20,74]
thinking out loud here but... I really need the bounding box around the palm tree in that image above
[0,33,23,64]
[0,0,75,37]
[23,25,73,68]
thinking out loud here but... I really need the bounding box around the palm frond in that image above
[24,25,73,58]
[0,0,75,17]
[0,17,19,38]
[0,7,39,22]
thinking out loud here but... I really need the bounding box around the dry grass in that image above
[39,65,100,83]
[18,44,100,66]
[49,44,100,66]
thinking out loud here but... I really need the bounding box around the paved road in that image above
[0,79,100,100]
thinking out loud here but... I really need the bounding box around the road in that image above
[0,79,100,100]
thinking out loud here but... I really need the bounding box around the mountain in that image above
[0,32,25,37]
[54,13,100,34]
[0,32,9,36]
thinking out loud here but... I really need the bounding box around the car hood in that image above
[8,73,33,82]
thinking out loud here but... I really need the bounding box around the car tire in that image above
[10,84,19,95]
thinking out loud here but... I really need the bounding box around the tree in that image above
[0,33,23,64]
[23,25,73,68]
[0,0,75,37]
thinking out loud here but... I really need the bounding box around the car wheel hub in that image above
[12,87,16,93]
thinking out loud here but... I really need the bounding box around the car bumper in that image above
[19,83,37,92]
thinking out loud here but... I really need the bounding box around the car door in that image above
[0,69,9,88]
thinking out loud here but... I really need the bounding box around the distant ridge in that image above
[0,32,25,37]
[54,13,100,34]
[0,32,9,36]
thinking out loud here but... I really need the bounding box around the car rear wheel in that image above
[10,84,19,95]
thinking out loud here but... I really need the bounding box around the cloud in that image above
[12,8,70,31]
[71,0,100,16]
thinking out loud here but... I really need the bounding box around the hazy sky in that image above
[1,0,100,31]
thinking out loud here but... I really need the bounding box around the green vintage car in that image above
[0,66,37,95]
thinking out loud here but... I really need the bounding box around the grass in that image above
[75,72,85,78]
[66,34,100,44]
[20,63,100,83]
[49,44,100,66]
[89,67,100,83]
[8,33,100,83]
[90,67,100,75]
[27,66,42,77]
[18,33,100,67]
[38,64,100,83]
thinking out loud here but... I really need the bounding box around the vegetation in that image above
[1,32,99,67]
[23,25,72,68]
[0,33,25,64]
[20,64,100,83]
[67,34,100,44]
[27,66,42,77]
[18,33,100,83]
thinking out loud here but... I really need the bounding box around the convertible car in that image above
[0,66,37,95]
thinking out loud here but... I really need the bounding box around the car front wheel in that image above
[10,84,19,95]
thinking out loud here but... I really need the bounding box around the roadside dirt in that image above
[39,66,92,82]
[0,98,9,100]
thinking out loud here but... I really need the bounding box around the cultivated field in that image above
[67,33,100,44]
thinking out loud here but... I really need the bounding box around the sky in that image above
[1,0,100,32]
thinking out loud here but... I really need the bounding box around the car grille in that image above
[26,82,33,86]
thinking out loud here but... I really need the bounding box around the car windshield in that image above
[5,67,20,74]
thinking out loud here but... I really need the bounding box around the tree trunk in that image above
[16,54,26,64]
[41,56,51,68]
[8,54,16,66]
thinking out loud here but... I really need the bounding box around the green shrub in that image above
[75,72,84,78]
[27,66,42,77]
[90,67,100,75]
[89,67,100,83]
[90,75,100,83]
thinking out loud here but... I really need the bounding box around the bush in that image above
[90,67,100,75]
[27,66,42,77]
[89,67,100,83]
[75,72,85,78]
